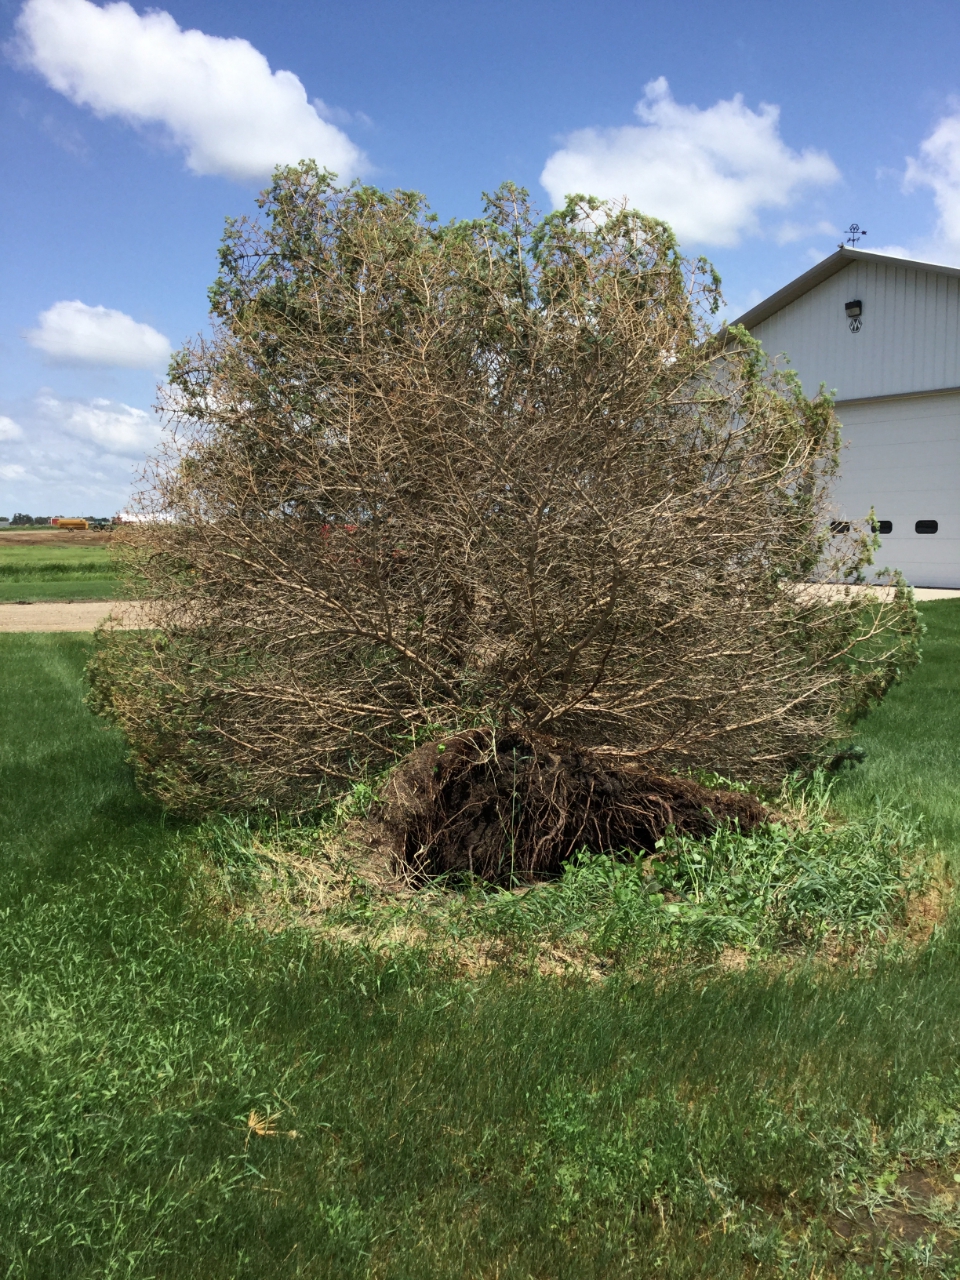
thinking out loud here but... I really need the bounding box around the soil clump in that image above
[373,729,767,883]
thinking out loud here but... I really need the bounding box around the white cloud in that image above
[906,109,960,255]
[26,299,171,367]
[775,219,838,246]
[0,416,24,441]
[14,0,365,182]
[37,393,159,454]
[0,392,162,513]
[540,77,840,247]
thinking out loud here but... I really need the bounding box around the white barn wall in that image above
[750,260,960,401]
[740,250,960,587]
[831,391,960,589]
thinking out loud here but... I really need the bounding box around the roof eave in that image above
[730,248,852,331]
[729,246,960,331]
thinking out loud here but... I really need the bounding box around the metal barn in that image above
[734,247,960,588]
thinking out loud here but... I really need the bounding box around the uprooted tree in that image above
[89,164,921,879]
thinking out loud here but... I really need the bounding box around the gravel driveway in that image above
[0,602,140,632]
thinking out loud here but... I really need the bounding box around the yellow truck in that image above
[53,518,89,530]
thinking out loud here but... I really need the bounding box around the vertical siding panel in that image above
[906,268,917,390]
[879,263,889,391]
[932,271,944,386]
[940,273,950,384]
[898,267,908,390]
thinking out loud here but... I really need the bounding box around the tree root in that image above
[373,728,768,883]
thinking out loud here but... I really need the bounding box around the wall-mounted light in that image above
[845,299,862,318]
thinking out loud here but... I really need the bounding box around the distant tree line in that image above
[4,514,113,526]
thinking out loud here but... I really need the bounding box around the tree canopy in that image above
[90,164,920,819]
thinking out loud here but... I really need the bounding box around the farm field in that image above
[3,611,960,1276]
[0,530,120,601]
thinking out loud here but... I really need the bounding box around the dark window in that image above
[873,520,893,535]
[916,520,939,534]
[830,520,851,534]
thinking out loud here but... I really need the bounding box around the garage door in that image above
[831,391,960,588]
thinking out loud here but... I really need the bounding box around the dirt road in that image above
[2,586,958,634]
[0,602,140,632]
[0,529,114,547]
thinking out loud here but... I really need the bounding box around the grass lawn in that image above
[0,540,119,601]
[0,577,123,601]
[833,600,960,862]
[3,617,960,1277]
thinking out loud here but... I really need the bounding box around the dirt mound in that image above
[374,729,767,883]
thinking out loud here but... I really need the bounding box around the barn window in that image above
[915,520,939,534]
[830,520,850,534]
[873,520,893,535]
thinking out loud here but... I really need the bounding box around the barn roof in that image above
[731,246,960,331]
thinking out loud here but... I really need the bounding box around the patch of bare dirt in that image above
[902,883,950,947]
[828,1164,960,1256]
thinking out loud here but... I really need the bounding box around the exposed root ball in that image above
[375,729,767,883]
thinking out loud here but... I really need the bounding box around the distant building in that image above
[734,247,960,588]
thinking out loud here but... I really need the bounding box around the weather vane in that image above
[845,223,867,247]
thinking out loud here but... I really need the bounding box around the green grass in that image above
[3,624,960,1276]
[833,600,960,862]
[0,576,123,601]
[0,540,120,600]
[0,541,113,567]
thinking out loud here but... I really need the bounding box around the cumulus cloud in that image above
[26,300,171,367]
[14,0,365,182]
[0,391,164,513]
[540,77,840,247]
[906,109,960,256]
[35,393,159,454]
[0,416,24,441]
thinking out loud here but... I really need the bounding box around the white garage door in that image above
[831,391,960,588]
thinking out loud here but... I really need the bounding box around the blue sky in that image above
[2,0,960,515]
